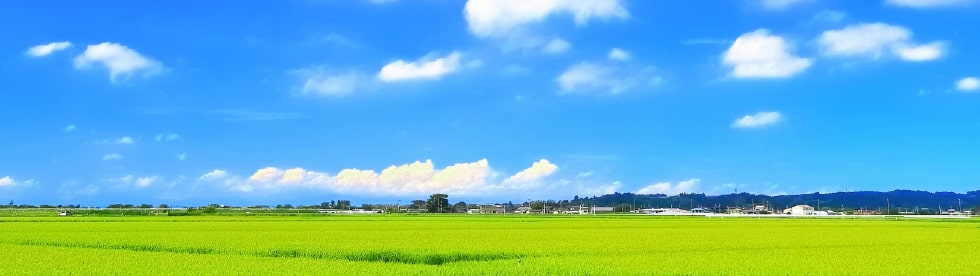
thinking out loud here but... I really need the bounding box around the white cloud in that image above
[577,180,622,196]
[0,176,16,187]
[504,159,558,183]
[895,42,945,61]
[636,179,700,195]
[114,136,135,144]
[73,42,163,82]
[464,0,628,50]
[464,0,628,37]
[608,48,631,61]
[199,158,586,197]
[378,52,461,82]
[155,133,180,142]
[543,38,571,54]
[102,153,123,160]
[26,41,72,57]
[176,153,187,161]
[732,111,783,128]
[199,170,229,181]
[556,62,662,95]
[723,29,811,78]
[761,0,811,9]
[886,0,973,8]
[293,69,371,96]
[136,176,159,187]
[818,23,945,62]
[956,77,980,92]
[109,175,159,188]
[64,124,76,132]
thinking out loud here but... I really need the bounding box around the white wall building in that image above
[783,205,815,215]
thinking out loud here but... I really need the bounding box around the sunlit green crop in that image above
[0,215,977,275]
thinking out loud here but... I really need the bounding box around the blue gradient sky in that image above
[2,0,979,206]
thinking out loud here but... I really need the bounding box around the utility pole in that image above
[886,198,890,215]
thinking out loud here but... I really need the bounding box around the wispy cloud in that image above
[886,0,973,8]
[26,41,72,57]
[115,136,135,144]
[732,111,783,128]
[556,59,663,95]
[464,0,628,51]
[818,22,945,62]
[63,124,76,132]
[636,179,700,195]
[155,133,181,142]
[378,52,462,82]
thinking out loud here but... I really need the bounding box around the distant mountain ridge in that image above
[561,190,980,214]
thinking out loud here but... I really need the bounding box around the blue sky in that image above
[2,0,980,206]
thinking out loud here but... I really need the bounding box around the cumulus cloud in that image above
[26,41,72,57]
[886,0,973,8]
[818,23,945,62]
[198,159,578,196]
[636,179,700,195]
[464,0,628,50]
[465,0,628,37]
[732,111,783,128]
[504,159,558,183]
[0,176,16,187]
[895,42,945,61]
[378,52,461,82]
[102,153,123,160]
[556,61,662,95]
[608,48,631,61]
[543,38,571,54]
[723,29,811,78]
[956,77,979,92]
[73,42,163,82]
[155,133,180,142]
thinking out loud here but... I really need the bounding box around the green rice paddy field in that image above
[1,215,978,275]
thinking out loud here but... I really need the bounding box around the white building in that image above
[783,205,815,215]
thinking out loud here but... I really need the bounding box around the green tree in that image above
[530,201,544,211]
[426,194,449,213]
[158,204,169,209]
[336,200,351,210]
[453,201,468,213]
